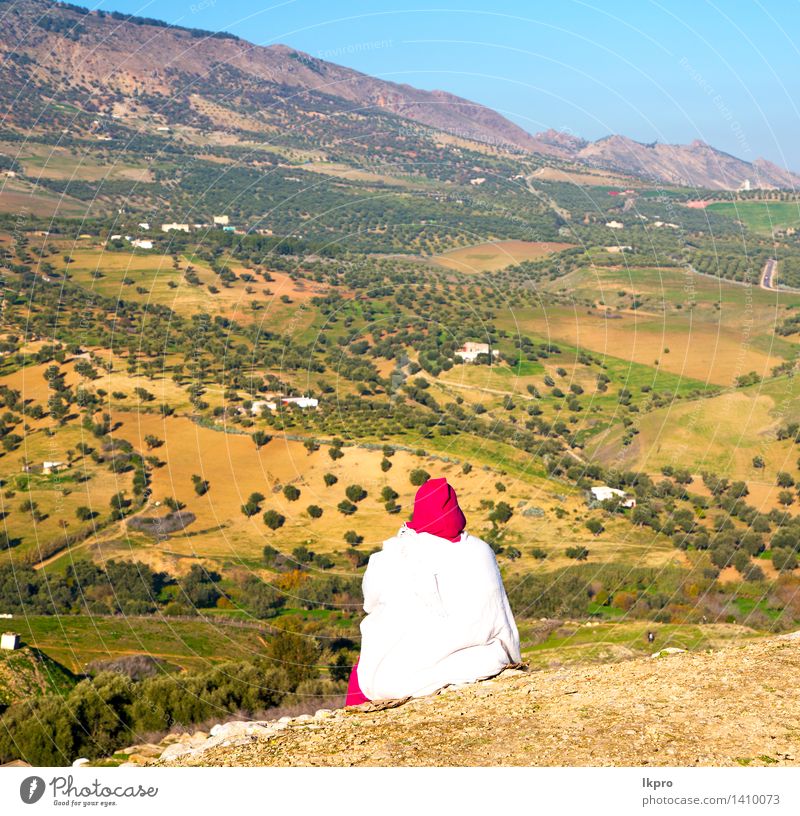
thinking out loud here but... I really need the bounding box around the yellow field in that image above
[503,259,795,386]
[589,376,800,512]
[431,240,574,273]
[30,410,672,577]
[5,141,153,183]
[61,246,326,326]
[0,180,89,217]
[529,165,638,187]
[0,421,135,565]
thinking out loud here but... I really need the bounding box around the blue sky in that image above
[93,0,800,168]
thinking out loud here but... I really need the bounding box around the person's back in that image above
[353,478,521,701]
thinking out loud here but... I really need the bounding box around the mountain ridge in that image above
[1,0,798,190]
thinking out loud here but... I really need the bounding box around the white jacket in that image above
[356,525,521,700]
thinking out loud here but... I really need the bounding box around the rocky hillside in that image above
[156,635,800,767]
[0,0,549,154]
[2,0,797,190]
[0,645,76,709]
[569,135,800,190]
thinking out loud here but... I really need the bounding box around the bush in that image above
[307,504,323,519]
[323,473,338,487]
[585,518,604,536]
[263,510,286,530]
[380,458,392,472]
[772,548,798,572]
[489,501,513,524]
[337,500,357,515]
[345,484,367,503]
[565,546,589,561]
[409,469,430,487]
[283,485,301,501]
[380,486,399,502]
[530,547,548,560]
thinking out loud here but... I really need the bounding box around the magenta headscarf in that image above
[406,477,466,542]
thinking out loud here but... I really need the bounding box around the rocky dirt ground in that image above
[154,635,800,767]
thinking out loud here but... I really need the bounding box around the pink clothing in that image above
[406,478,466,542]
[345,659,369,706]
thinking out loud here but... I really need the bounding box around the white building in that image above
[589,485,636,508]
[213,215,230,226]
[43,461,66,474]
[131,239,153,250]
[161,223,190,233]
[250,400,277,415]
[1,632,20,651]
[138,222,150,230]
[455,342,499,363]
[281,396,319,409]
[605,220,624,230]
[470,177,486,186]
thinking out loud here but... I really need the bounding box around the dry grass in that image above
[431,240,574,273]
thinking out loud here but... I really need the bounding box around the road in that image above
[761,257,778,290]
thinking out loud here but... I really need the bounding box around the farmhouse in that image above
[588,485,635,508]
[138,222,150,230]
[131,239,153,250]
[455,342,499,363]
[1,632,20,651]
[250,400,277,415]
[161,223,190,233]
[42,461,66,475]
[282,396,319,409]
[605,220,624,230]
[213,215,229,226]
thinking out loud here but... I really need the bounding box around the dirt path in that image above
[163,635,800,767]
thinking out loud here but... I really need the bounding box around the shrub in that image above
[252,431,271,449]
[380,486,399,502]
[489,501,513,524]
[565,546,589,560]
[772,548,798,572]
[323,473,338,487]
[337,500,357,516]
[283,485,301,501]
[345,484,367,503]
[307,504,323,519]
[409,469,430,487]
[263,510,286,530]
[585,518,604,536]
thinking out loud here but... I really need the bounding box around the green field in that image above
[707,201,800,234]
[522,621,763,670]
[13,615,267,673]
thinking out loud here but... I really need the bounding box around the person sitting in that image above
[346,477,521,704]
